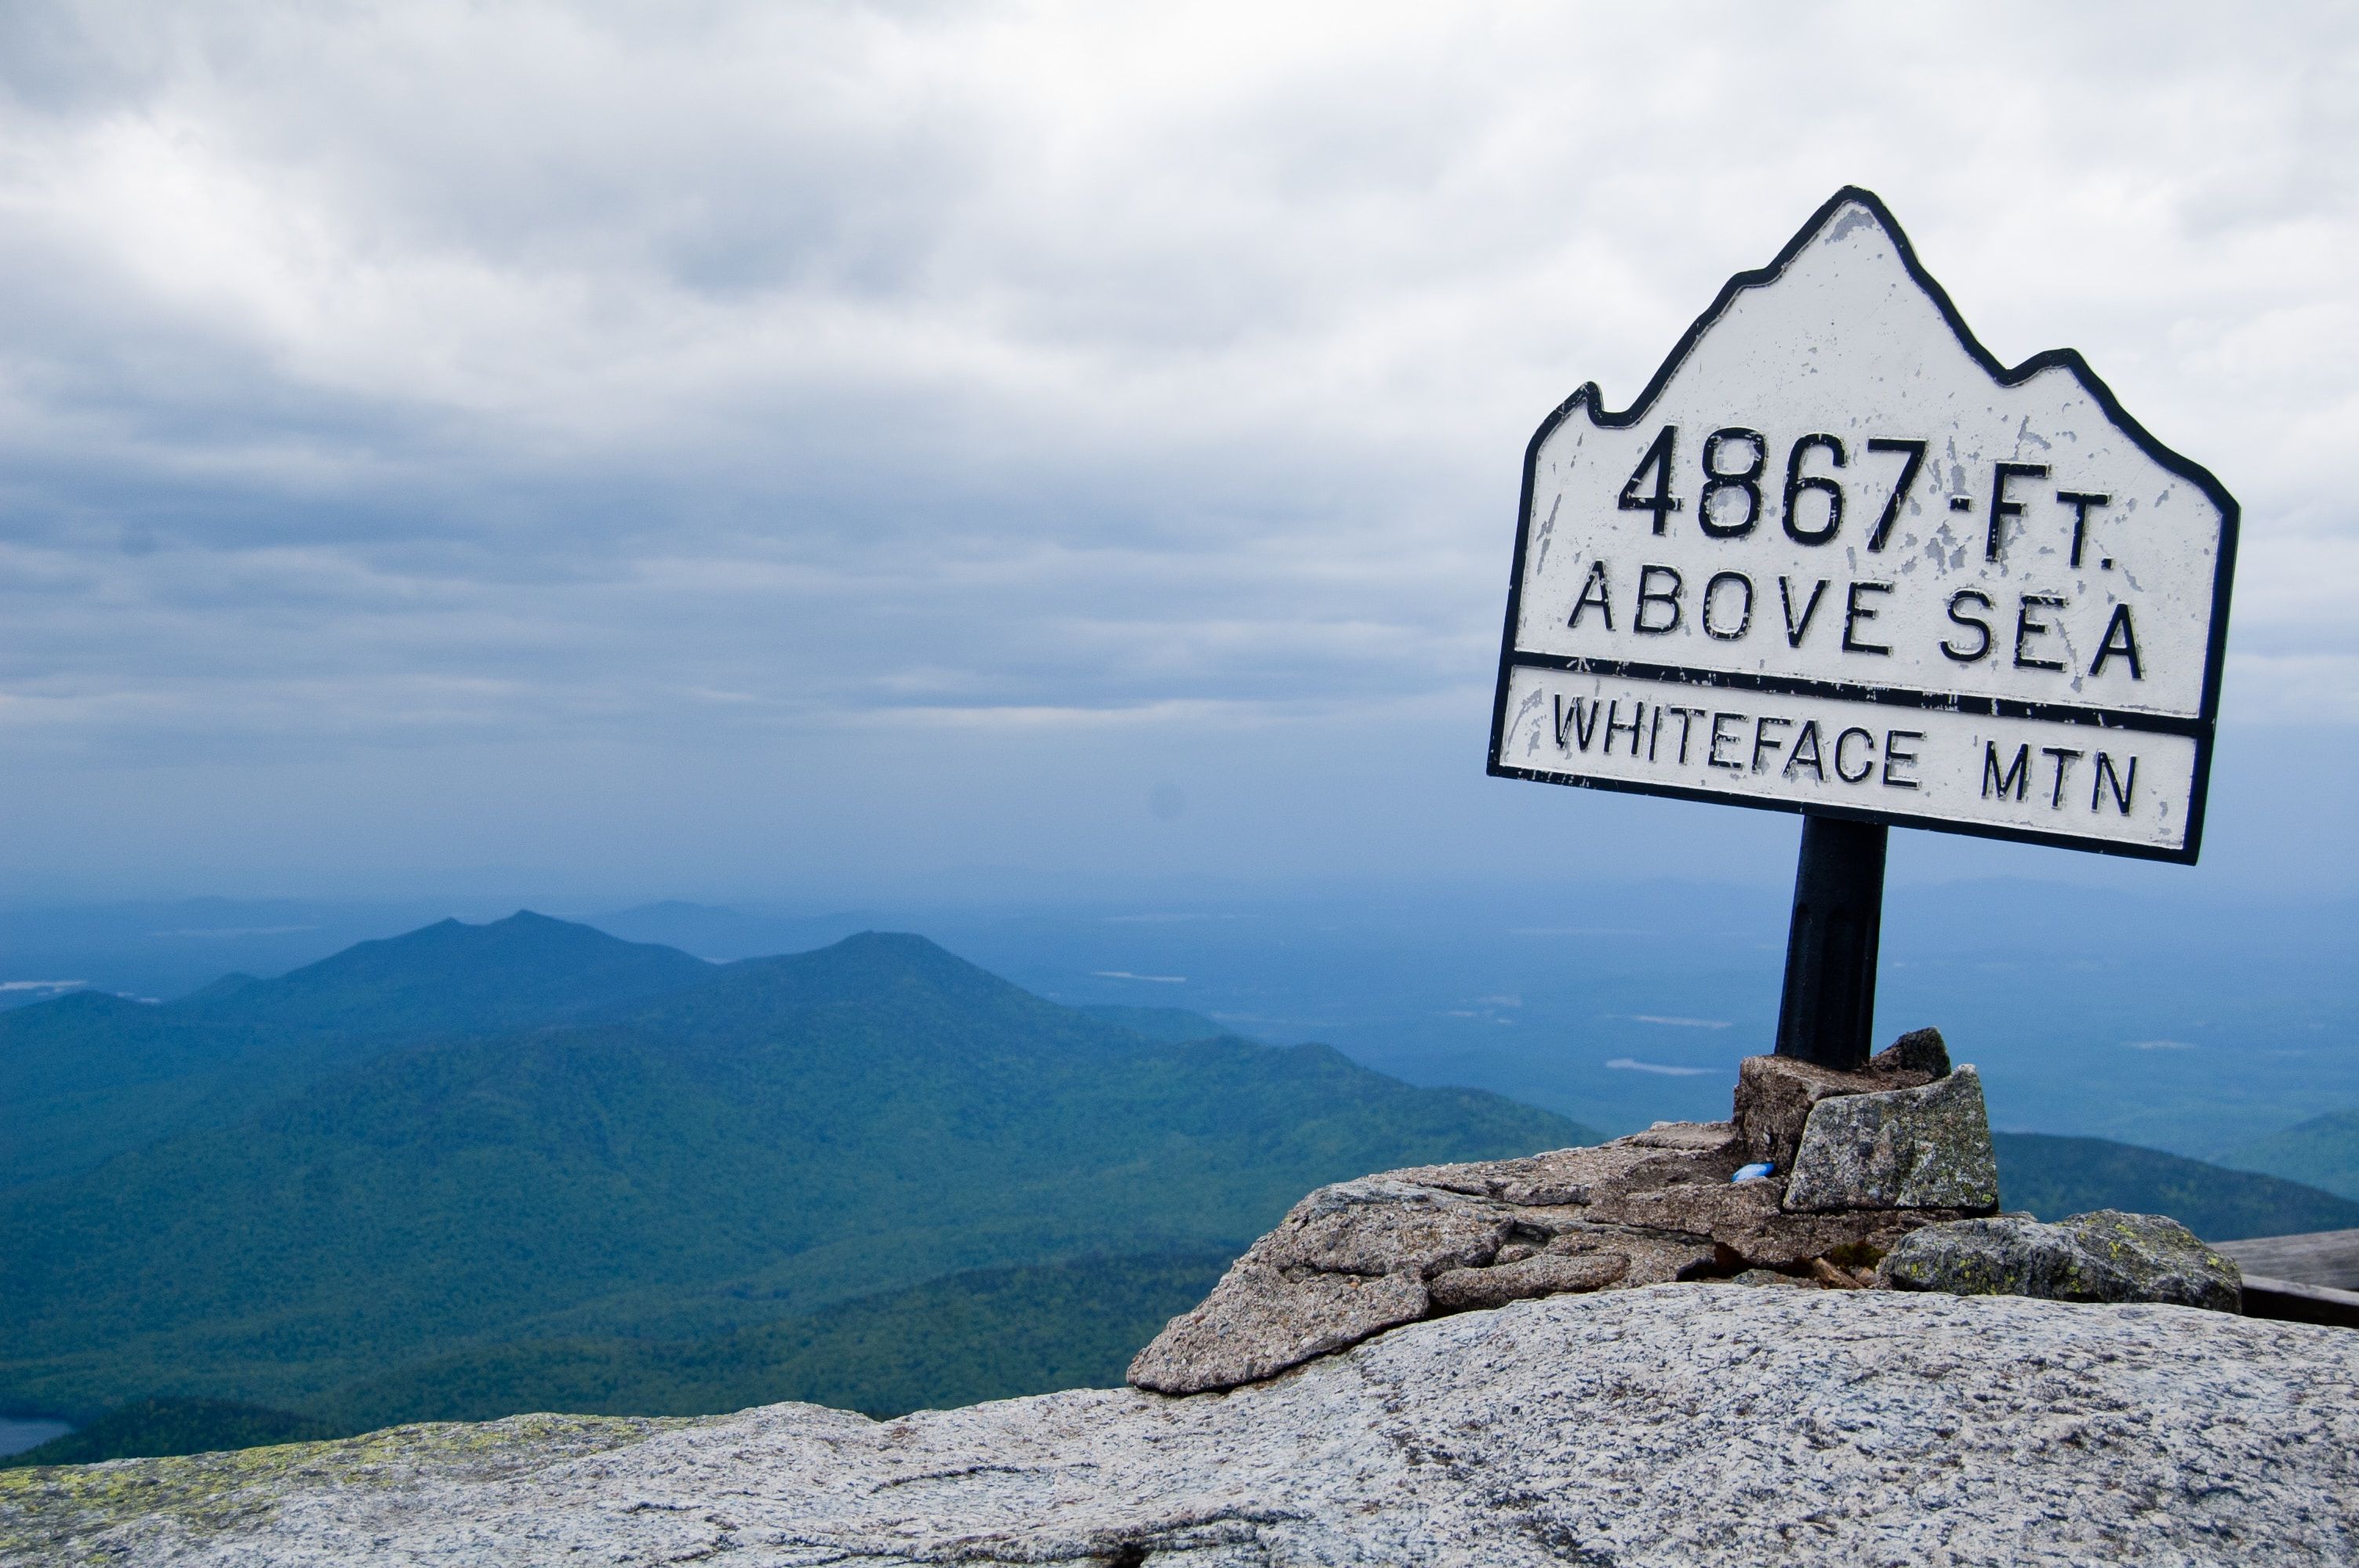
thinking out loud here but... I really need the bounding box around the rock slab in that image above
[1881,1208,2243,1312]
[9,1288,2354,1566]
[1732,1029,1950,1171]
[1783,1064,2000,1212]
[1129,1120,1968,1395]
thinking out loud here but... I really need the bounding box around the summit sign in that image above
[1487,190,2237,862]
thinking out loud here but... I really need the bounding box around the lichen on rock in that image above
[1880,1208,2243,1312]
[0,1413,690,1567]
[1732,1029,1950,1171]
[1783,1063,2000,1212]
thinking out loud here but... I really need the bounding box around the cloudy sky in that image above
[2,2,2352,900]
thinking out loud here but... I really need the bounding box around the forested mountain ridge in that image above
[0,911,718,1189]
[2224,1108,2359,1203]
[187,909,716,1034]
[0,923,1591,1419]
[1993,1133,2359,1240]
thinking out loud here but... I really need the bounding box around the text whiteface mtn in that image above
[1488,189,2237,862]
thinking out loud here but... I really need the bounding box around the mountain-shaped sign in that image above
[1488,188,2237,862]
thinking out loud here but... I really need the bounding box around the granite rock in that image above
[1429,1249,1627,1312]
[13,1290,2356,1567]
[1133,1027,2001,1395]
[1733,1043,1943,1170]
[1254,1178,1509,1275]
[1129,1120,1961,1394]
[1874,1025,1953,1078]
[1881,1208,2243,1312]
[1783,1063,2000,1212]
[1536,1220,1718,1284]
[1126,1258,1429,1394]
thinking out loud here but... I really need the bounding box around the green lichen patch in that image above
[0,1411,700,1566]
[1879,1208,2242,1312]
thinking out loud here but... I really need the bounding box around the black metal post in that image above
[1774,814,1887,1071]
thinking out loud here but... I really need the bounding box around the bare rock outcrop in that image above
[1129,1112,1976,1395]
[9,1289,2355,1566]
[1132,1030,2003,1396]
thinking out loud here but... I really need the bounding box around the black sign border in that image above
[1486,185,2241,865]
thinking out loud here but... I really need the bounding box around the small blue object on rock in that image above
[1731,1162,1775,1184]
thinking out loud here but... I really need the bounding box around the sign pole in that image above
[1772,815,1885,1071]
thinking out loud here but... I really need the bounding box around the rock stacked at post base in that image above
[1133,1027,2117,1396]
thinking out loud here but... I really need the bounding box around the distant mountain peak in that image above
[23,989,149,1018]
[180,972,262,1004]
[183,910,716,1036]
[705,930,1012,1010]
[827,930,959,959]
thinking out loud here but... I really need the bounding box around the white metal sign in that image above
[1488,189,2237,862]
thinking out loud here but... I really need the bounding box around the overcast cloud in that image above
[2,2,2353,897]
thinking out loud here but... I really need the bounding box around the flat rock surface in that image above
[9,1287,2355,1567]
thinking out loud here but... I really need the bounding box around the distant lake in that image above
[0,1417,72,1457]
